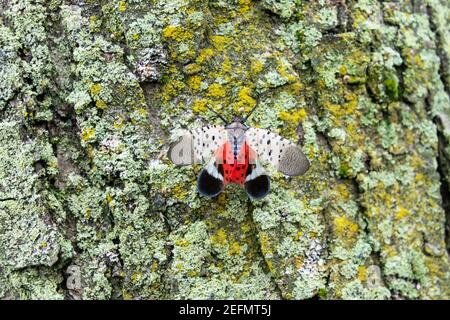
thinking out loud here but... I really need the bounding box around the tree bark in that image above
[0,0,449,299]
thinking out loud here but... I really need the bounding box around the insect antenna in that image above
[204,103,229,125]
[242,99,260,124]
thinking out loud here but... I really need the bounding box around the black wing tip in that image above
[244,174,270,200]
[197,169,224,198]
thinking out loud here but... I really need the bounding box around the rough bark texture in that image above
[0,0,449,300]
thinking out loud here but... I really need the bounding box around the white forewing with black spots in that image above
[245,128,310,176]
[192,125,227,163]
[168,126,227,165]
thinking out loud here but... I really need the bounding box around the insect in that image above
[167,104,310,199]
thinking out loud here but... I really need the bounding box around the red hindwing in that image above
[220,142,250,185]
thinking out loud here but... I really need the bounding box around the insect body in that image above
[168,110,310,200]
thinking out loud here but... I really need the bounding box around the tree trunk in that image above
[0,0,449,300]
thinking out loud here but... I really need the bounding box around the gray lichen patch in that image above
[0,121,64,298]
[0,122,60,267]
[251,183,327,299]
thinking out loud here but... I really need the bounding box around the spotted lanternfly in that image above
[167,104,310,200]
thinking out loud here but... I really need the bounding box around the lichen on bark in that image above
[0,0,449,300]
